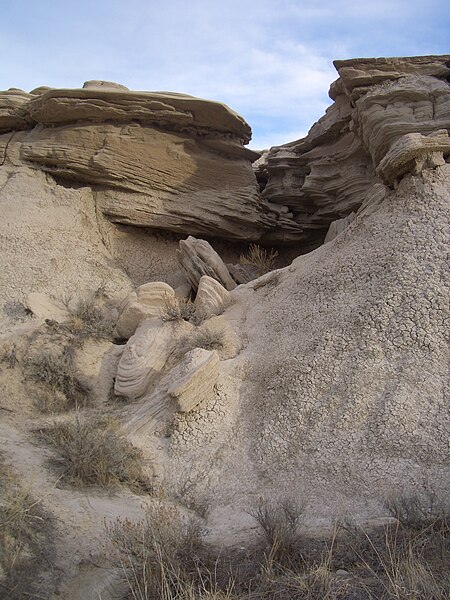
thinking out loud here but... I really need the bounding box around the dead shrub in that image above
[249,497,306,563]
[190,327,226,351]
[68,297,116,340]
[39,417,150,492]
[239,244,278,277]
[26,346,91,413]
[0,459,53,599]
[0,343,18,369]
[107,501,204,599]
[161,295,196,322]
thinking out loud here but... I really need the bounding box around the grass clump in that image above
[0,343,18,369]
[102,489,449,600]
[191,327,226,351]
[39,417,150,492]
[239,244,278,277]
[0,459,53,599]
[107,501,205,599]
[249,497,306,563]
[161,295,196,322]
[26,346,91,413]
[67,297,116,340]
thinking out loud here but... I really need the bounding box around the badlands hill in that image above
[0,55,449,598]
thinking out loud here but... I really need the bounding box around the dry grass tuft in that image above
[38,417,151,492]
[161,295,196,323]
[190,327,226,352]
[67,297,116,340]
[239,244,278,277]
[102,488,450,599]
[107,501,205,599]
[0,343,18,369]
[26,346,91,413]
[0,459,53,599]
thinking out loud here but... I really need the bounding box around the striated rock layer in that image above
[256,55,450,246]
[1,83,302,243]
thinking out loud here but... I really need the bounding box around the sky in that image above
[1,0,449,149]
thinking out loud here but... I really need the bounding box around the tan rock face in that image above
[114,318,174,399]
[1,84,307,242]
[257,55,450,247]
[167,348,220,413]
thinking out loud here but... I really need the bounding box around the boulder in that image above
[116,282,175,339]
[177,236,236,292]
[195,276,231,319]
[114,318,174,399]
[24,292,70,323]
[167,348,220,412]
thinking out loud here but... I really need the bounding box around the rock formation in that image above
[0,55,449,599]
[256,55,450,246]
[1,82,305,244]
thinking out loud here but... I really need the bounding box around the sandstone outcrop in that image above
[256,55,450,247]
[177,236,237,291]
[1,83,307,243]
[167,348,220,412]
[116,282,175,339]
[194,276,231,319]
[114,318,174,399]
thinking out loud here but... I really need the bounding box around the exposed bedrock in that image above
[1,83,305,243]
[257,55,450,245]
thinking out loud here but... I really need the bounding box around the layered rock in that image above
[114,318,174,399]
[1,83,305,243]
[167,348,220,413]
[257,55,450,246]
[177,236,236,291]
[116,282,175,339]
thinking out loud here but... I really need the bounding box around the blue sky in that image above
[1,0,449,149]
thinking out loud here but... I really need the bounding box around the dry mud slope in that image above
[0,56,449,597]
[165,165,450,524]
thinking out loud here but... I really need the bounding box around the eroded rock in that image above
[194,276,231,320]
[116,282,175,339]
[167,348,220,412]
[258,55,450,248]
[177,236,236,292]
[114,318,174,399]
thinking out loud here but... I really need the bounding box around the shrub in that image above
[39,418,150,491]
[0,459,52,599]
[107,501,204,599]
[239,244,278,276]
[161,295,196,322]
[69,297,116,340]
[249,497,306,563]
[0,343,17,369]
[26,346,91,413]
[191,327,226,351]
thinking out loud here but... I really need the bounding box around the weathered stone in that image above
[0,89,33,132]
[195,276,231,319]
[177,236,236,292]
[376,130,450,185]
[167,348,219,412]
[116,282,175,339]
[324,212,356,244]
[258,55,450,248]
[114,318,174,399]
